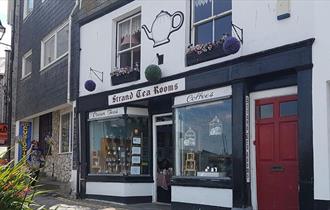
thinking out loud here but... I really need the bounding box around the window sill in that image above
[171,176,232,189]
[186,42,230,66]
[58,152,72,155]
[40,52,68,72]
[21,73,32,80]
[86,175,153,183]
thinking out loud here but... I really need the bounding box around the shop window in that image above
[23,0,34,19]
[193,0,232,44]
[41,22,69,69]
[59,112,72,153]
[22,50,32,78]
[111,13,141,85]
[175,99,232,178]
[89,115,149,176]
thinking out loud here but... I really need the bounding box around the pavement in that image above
[34,194,171,210]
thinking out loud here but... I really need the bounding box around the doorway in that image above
[153,113,173,203]
[249,86,299,210]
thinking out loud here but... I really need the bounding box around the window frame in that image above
[22,50,32,79]
[40,21,69,71]
[191,0,232,45]
[59,111,72,154]
[23,0,34,20]
[115,13,141,69]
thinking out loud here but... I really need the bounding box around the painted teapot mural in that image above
[142,10,184,48]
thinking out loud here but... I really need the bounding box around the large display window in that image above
[89,109,149,176]
[175,99,232,179]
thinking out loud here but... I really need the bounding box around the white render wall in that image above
[79,0,330,201]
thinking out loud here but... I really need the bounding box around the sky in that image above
[0,0,11,74]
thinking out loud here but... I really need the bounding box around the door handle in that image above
[271,165,284,172]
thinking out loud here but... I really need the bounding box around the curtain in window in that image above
[195,0,211,7]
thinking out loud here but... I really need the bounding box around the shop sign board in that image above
[174,86,232,106]
[108,78,185,106]
[0,123,8,145]
[18,122,32,160]
[89,107,125,120]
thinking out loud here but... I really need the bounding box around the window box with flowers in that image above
[112,13,141,86]
[186,0,234,66]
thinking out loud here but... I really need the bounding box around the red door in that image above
[256,95,299,210]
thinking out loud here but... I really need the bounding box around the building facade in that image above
[13,0,78,193]
[75,0,330,210]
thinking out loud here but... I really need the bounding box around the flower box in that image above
[111,70,140,86]
[186,42,229,66]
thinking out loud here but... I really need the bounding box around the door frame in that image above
[249,86,297,210]
[152,113,173,202]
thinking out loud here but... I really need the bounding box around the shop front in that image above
[77,39,314,210]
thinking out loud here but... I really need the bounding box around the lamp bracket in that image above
[231,22,243,44]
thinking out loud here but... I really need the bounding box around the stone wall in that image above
[42,111,72,183]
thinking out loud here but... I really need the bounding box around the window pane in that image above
[175,100,232,178]
[119,20,131,51]
[214,0,232,15]
[89,116,149,176]
[57,24,69,57]
[28,0,34,11]
[24,54,32,76]
[195,21,213,44]
[61,113,70,153]
[119,51,131,69]
[43,36,55,66]
[194,0,212,22]
[131,15,141,47]
[214,15,232,40]
[258,104,273,119]
[132,47,140,70]
[280,101,297,117]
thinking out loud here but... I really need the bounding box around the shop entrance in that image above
[152,113,173,203]
[255,95,299,210]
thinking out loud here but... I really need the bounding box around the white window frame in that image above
[116,13,141,69]
[191,0,232,44]
[59,111,72,154]
[40,21,69,71]
[22,50,32,79]
[23,0,34,19]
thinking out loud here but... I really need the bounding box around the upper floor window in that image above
[23,0,34,19]
[192,0,232,44]
[41,23,69,69]
[116,13,141,71]
[22,50,32,78]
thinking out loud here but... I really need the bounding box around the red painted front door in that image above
[256,95,299,210]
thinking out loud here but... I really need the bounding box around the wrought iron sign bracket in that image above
[89,67,104,82]
[232,22,243,44]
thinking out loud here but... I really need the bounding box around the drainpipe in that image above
[68,0,79,198]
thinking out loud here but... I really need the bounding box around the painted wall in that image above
[79,0,314,97]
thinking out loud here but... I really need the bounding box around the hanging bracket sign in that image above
[108,78,185,106]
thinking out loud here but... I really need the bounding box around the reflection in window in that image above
[175,99,232,178]
[193,0,232,44]
[60,112,71,153]
[280,101,297,117]
[258,104,273,119]
[89,116,149,176]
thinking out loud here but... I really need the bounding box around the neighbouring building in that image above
[11,0,78,194]
[74,0,330,210]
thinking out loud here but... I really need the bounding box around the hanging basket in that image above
[223,36,241,54]
[84,80,96,92]
[145,64,162,83]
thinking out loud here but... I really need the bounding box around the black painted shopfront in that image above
[77,39,314,210]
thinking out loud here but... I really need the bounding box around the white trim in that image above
[126,107,149,116]
[22,50,32,79]
[152,113,173,202]
[40,21,69,71]
[59,111,72,154]
[249,86,297,210]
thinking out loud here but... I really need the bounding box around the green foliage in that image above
[0,150,45,210]
[145,64,162,82]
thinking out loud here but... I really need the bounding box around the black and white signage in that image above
[88,107,125,120]
[174,86,232,106]
[108,78,185,106]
